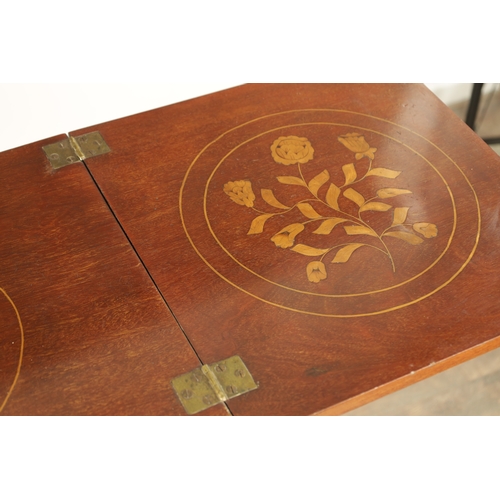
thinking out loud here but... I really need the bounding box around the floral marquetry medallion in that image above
[180,109,480,317]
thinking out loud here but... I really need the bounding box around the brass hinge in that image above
[172,355,258,415]
[42,131,111,169]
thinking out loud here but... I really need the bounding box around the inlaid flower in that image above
[271,223,304,249]
[338,133,377,160]
[413,223,438,238]
[306,261,327,283]
[271,136,314,165]
[223,180,255,207]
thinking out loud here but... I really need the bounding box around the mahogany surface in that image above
[0,136,226,415]
[73,84,500,415]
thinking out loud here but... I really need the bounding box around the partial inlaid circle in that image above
[0,287,24,412]
[180,109,480,317]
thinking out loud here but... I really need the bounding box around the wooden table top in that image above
[2,84,500,415]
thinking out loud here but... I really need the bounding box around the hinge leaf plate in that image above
[74,131,111,159]
[42,138,81,170]
[171,367,221,416]
[208,356,258,399]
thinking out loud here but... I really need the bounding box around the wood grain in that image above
[0,136,227,415]
[71,84,500,415]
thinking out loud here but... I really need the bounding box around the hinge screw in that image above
[181,389,193,400]
[226,385,238,395]
[234,369,245,378]
[214,363,227,372]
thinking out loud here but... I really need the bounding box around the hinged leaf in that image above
[342,163,357,185]
[261,189,290,209]
[247,214,275,234]
[312,218,346,235]
[366,168,401,179]
[332,243,365,263]
[292,244,330,256]
[276,176,307,186]
[377,188,412,199]
[297,203,322,219]
[385,231,423,245]
[325,183,341,210]
[359,202,392,213]
[393,207,409,226]
[344,226,377,237]
[344,188,365,207]
[308,170,330,196]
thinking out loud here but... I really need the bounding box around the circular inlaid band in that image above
[180,109,481,317]
[204,122,456,298]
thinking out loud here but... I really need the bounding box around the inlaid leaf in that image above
[393,207,409,226]
[366,168,401,179]
[344,226,377,237]
[297,203,322,219]
[325,183,341,210]
[413,222,438,238]
[312,218,346,235]
[343,188,365,207]
[385,231,423,245]
[377,188,412,199]
[332,243,366,263]
[247,214,275,234]
[359,202,392,213]
[308,170,330,196]
[276,176,307,186]
[247,214,275,235]
[342,163,357,185]
[292,244,329,256]
[261,189,290,209]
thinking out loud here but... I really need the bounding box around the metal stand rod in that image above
[483,137,500,145]
[465,83,484,131]
[464,83,500,144]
